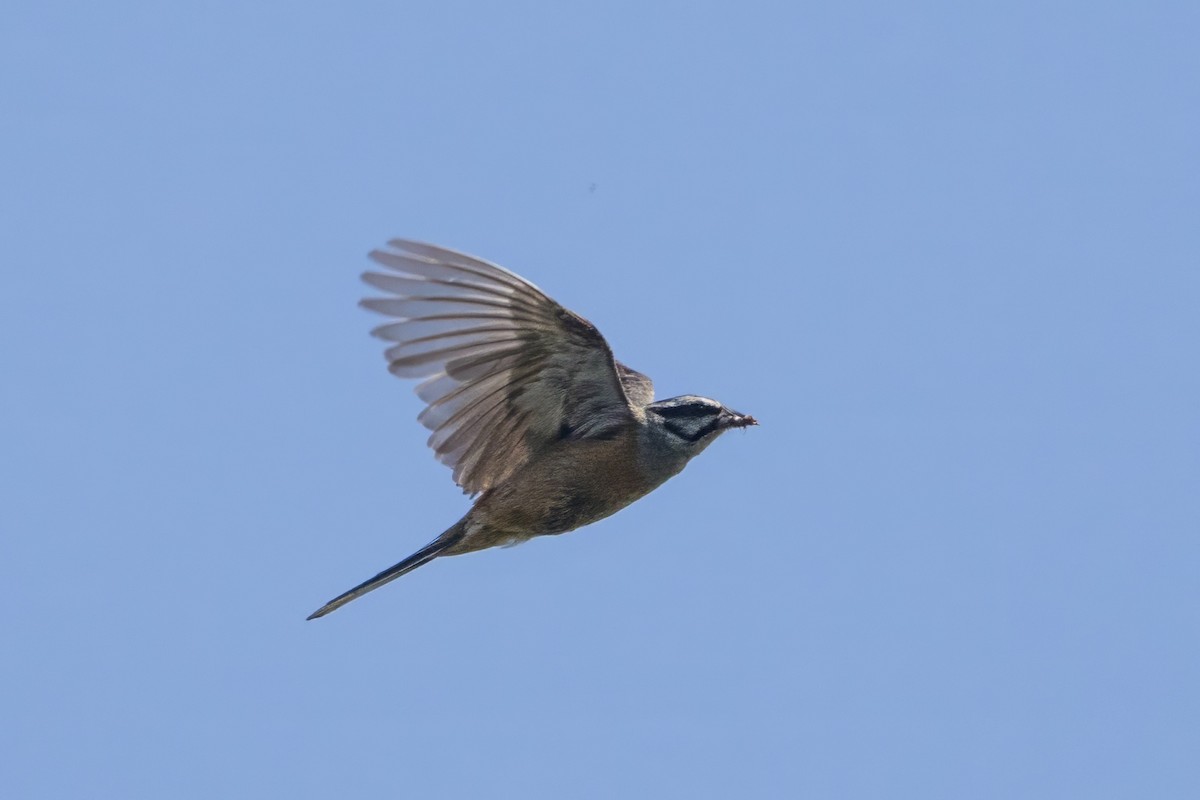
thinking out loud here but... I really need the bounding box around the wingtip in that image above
[386,238,422,250]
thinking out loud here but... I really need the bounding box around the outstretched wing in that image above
[362,239,642,495]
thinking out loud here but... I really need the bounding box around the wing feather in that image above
[362,239,650,494]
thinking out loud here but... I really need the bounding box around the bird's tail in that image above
[306,520,466,620]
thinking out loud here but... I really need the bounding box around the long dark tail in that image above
[306,521,466,620]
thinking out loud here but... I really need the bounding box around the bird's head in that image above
[646,395,757,454]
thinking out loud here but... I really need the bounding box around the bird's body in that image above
[456,425,691,551]
[308,240,755,619]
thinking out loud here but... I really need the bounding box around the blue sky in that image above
[3,2,1198,797]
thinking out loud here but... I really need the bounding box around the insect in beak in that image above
[720,408,758,429]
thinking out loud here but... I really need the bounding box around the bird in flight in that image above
[308,239,756,619]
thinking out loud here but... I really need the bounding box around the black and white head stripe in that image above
[648,396,725,442]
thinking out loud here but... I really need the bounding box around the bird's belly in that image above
[537,484,640,534]
[522,474,650,535]
[475,444,666,537]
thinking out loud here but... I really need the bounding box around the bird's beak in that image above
[720,408,759,429]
